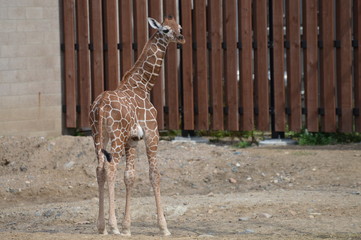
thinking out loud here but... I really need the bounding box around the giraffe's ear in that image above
[148,17,162,30]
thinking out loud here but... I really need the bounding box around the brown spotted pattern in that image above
[89,16,184,236]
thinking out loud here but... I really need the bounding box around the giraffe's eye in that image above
[163,29,170,33]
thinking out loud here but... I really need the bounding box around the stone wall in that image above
[0,0,62,136]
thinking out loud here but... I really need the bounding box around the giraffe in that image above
[89,16,185,236]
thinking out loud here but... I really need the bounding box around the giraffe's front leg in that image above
[120,141,137,236]
[145,130,171,236]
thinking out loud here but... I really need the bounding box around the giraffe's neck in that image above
[118,32,169,93]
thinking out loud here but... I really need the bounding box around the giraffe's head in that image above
[148,16,185,44]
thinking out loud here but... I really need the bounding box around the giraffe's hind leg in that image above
[92,129,108,235]
[105,138,124,235]
[120,141,137,236]
[95,135,109,235]
[96,155,107,235]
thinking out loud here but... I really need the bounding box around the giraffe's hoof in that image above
[98,229,108,235]
[161,229,171,236]
[120,229,131,236]
[110,228,121,235]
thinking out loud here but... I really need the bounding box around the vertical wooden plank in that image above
[336,0,353,132]
[63,0,76,128]
[164,0,179,129]
[103,0,119,90]
[119,0,133,78]
[286,0,301,131]
[354,0,361,132]
[134,0,148,59]
[302,0,319,132]
[272,0,286,132]
[76,0,91,128]
[89,0,104,101]
[194,0,208,130]
[148,0,164,129]
[223,0,239,131]
[238,0,253,131]
[253,0,269,131]
[319,0,336,132]
[180,0,194,130]
[208,0,223,130]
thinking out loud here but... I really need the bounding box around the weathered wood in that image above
[194,0,208,130]
[253,0,269,131]
[302,0,319,132]
[336,0,353,132]
[272,0,286,132]
[119,0,133,77]
[238,0,253,131]
[164,0,179,129]
[103,0,119,90]
[223,0,239,131]
[89,0,104,101]
[208,0,223,130]
[63,0,76,128]
[180,0,194,130]
[148,0,164,129]
[319,0,336,132]
[76,0,91,128]
[134,0,148,59]
[354,0,361,132]
[286,0,301,131]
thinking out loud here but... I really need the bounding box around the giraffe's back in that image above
[90,90,138,141]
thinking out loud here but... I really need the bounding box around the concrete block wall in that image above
[0,0,62,136]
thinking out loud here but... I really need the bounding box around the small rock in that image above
[238,217,249,221]
[20,166,27,172]
[203,177,211,183]
[47,142,55,151]
[43,209,54,218]
[261,213,273,219]
[25,181,31,184]
[76,221,91,225]
[229,178,237,184]
[64,161,75,169]
[289,210,297,216]
[236,162,241,167]
[239,229,255,234]
[198,234,214,238]
[246,177,252,181]
[207,192,214,197]
[233,152,242,155]
[7,188,19,193]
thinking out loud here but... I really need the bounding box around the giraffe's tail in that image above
[96,100,112,163]
[101,149,112,162]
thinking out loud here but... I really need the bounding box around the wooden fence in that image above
[61,0,361,133]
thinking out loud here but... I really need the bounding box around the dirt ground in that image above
[0,135,361,240]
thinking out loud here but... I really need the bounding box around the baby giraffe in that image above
[89,16,185,236]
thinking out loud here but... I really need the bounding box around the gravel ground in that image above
[0,135,361,239]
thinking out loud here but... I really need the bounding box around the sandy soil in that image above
[0,135,361,239]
